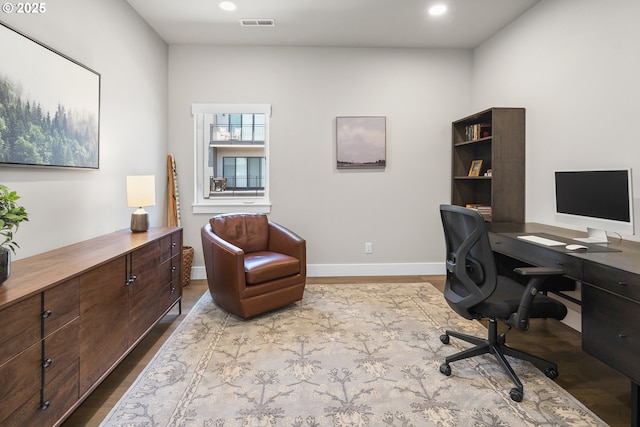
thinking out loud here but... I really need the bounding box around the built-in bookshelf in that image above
[451,107,525,223]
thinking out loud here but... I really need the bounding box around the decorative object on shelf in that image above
[0,22,100,169]
[126,175,156,232]
[0,184,29,284]
[336,116,386,169]
[468,159,483,177]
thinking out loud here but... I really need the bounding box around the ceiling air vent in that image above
[239,18,275,27]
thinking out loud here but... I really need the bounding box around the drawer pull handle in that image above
[618,334,627,339]
[43,358,53,368]
[170,287,176,293]
[40,401,50,411]
[42,309,52,319]
[171,266,177,272]
[172,242,177,248]
[125,275,138,286]
[618,281,627,286]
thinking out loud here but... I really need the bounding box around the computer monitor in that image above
[554,169,635,243]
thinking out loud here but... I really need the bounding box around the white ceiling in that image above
[125,0,541,49]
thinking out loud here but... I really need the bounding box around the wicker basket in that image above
[182,246,194,287]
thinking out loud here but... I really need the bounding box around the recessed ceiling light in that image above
[219,1,237,11]
[428,4,447,16]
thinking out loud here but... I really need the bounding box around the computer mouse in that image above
[566,244,588,252]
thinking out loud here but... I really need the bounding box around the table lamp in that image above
[126,175,155,232]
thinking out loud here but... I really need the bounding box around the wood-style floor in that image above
[62,277,631,426]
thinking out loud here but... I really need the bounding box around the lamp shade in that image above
[126,175,156,208]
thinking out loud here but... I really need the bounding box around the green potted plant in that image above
[0,184,28,284]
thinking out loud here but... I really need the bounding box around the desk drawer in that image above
[489,233,581,280]
[582,284,640,383]
[583,262,640,302]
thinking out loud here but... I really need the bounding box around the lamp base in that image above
[130,210,149,232]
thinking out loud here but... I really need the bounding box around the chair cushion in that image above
[211,213,269,253]
[244,251,300,285]
[474,276,568,321]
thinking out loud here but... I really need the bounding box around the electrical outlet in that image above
[365,242,373,254]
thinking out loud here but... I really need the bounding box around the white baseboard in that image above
[189,262,445,280]
[190,266,207,280]
[307,262,445,277]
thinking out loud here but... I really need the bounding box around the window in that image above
[192,104,270,214]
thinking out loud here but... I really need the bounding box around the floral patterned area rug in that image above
[101,283,606,426]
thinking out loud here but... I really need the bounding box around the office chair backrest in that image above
[439,204,498,320]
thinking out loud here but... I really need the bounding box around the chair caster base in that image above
[544,367,559,379]
[439,363,452,376]
[510,387,523,402]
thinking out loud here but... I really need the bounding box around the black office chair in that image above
[438,204,568,402]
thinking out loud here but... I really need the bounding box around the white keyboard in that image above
[517,235,566,247]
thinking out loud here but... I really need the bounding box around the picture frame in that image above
[468,159,483,177]
[336,116,386,169]
[0,22,101,169]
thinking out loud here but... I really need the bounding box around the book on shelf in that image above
[464,123,492,141]
[465,204,492,221]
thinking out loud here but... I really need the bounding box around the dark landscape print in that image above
[0,77,98,168]
[0,23,100,169]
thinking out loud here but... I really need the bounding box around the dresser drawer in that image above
[489,233,582,280]
[160,231,181,263]
[159,257,180,285]
[582,284,640,383]
[1,390,42,427]
[160,282,181,313]
[40,360,79,426]
[0,343,42,424]
[43,278,80,337]
[582,262,640,302]
[0,295,41,366]
[44,318,80,386]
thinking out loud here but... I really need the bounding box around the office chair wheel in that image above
[440,334,450,345]
[439,363,452,376]
[544,367,559,380]
[509,387,523,402]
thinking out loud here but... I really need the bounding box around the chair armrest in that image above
[268,221,306,276]
[509,266,565,331]
[201,225,246,295]
[514,266,565,276]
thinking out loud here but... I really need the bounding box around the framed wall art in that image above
[336,116,386,169]
[0,22,100,169]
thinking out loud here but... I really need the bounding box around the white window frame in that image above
[192,103,271,214]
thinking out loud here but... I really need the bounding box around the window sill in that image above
[192,201,271,215]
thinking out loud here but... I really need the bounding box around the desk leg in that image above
[633,381,639,427]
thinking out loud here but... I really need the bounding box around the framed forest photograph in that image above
[336,116,386,169]
[0,23,100,169]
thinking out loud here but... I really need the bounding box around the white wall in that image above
[472,0,640,241]
[0,0,169,259]
[168,46,471,276]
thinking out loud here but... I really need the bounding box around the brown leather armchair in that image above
[201,213,306,319]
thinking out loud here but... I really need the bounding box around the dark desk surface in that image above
[486,222,640,277]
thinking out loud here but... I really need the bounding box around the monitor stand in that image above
[573,227,609,244]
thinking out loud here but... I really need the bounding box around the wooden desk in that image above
[487,222,640,427]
